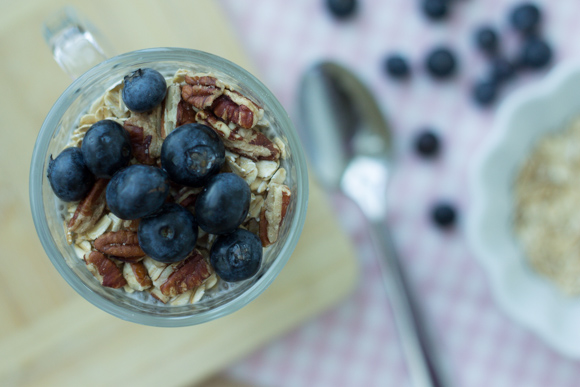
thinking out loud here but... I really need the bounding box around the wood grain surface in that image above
[0,0,358,386]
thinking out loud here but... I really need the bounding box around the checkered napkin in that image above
[219,0,580,386]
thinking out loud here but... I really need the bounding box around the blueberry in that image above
[326,0,357,19]
[472,80,498,106]
[414,130,440,158]
[210,228,262,282]
[431,203,457,228]
[161,123,225,187]
[80,120,132,178]
[47,147,95,202]
[138,203,198,263]
[425,47,457,79]
[106,165,169,220]
[519,37,552,69]
[421,0,449,20]
[489,57,516,84]
[385,54,411,79]
[195,173,251,235]
[510,3,541,35]
[122,68,167,112]
[474,26,499,54]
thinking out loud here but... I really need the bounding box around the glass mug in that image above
[29,8,309,326]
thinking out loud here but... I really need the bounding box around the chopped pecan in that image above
[223,127,280,161]
[123,261,152,291]
[176,100,197,127]
[94,230,145,259]
[159,250,212,297]
[212,90,263,129]
[259,184,291,247]
[124,105,163,165]
[68,179,108,235]
[120,219,140,232]
[197,110,280,161]
[182,75,224,110]
[196,110,240,140]
[84,251,127,288]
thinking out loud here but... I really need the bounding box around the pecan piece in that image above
[223,127,281,161]
[68,179,108,235]
[182,75,224,110]
[123,219,140,232]
[159,250,212,297]
[176,100,197,127]
[84,251,127,288]
[212,90,263,129]
[124,104,163,164]
[259,184,291,247]
[123,261,152,291]
[196,110,240,141]
[94,230,145,259]
[197,110,280,161]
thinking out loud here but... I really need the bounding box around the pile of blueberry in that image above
[326,1,556,229]
[412,128,458,229]
[472,3,552,106]
[384,46,459,81]
[48,68,262,283]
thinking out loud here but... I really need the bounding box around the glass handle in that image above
[42,6,114,80]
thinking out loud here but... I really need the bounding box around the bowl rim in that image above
[29,47,309,327]
[467,60,580,358]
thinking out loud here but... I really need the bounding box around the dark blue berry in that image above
[106,165,169,220]
[510,3,541,35]
[425,47,457,79]
[474,26,499,54]
[161,123,225,187]
[519,37,552,69]
[489,58,516,84]
[472,80,498,106]
[122,68,167,112]
[422,0,449,20]
[195,173,251,235]
[47,147,95,202]
[326,0,357,19]
[138,203,198,263]
[385,54,411,79]
[431,203,457,228]
[80,120,132,178]
[414,130,440,158]
[210,228,262,282]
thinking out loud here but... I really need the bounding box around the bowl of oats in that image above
[29,48,309,326]
[468,61,580,358]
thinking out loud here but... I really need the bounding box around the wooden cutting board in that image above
[0,0,358,385]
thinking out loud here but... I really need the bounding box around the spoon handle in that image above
[369,221,447,387]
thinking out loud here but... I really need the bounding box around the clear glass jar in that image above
[29,47,309,326]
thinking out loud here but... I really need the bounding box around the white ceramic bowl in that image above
[467,61,580,358]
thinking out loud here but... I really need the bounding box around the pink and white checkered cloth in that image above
[218,1,580,386]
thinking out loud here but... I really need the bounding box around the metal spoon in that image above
[297,62,447,387]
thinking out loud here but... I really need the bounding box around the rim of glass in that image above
[29,47,309,327]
